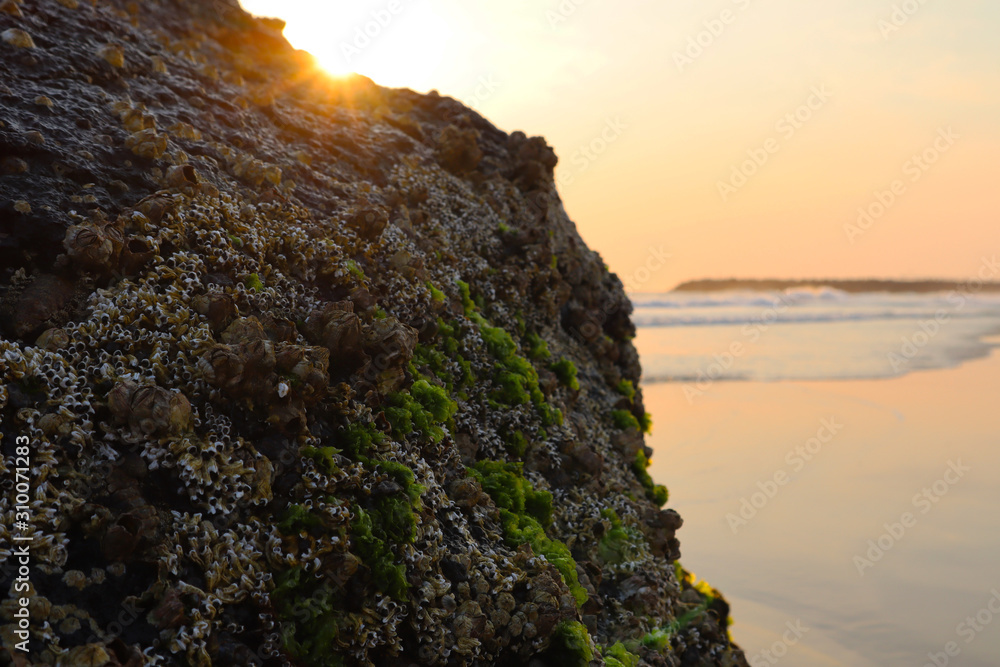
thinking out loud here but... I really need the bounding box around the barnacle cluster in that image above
[0,0,746,664]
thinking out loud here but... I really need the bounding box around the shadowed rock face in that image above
[0,1,747,665]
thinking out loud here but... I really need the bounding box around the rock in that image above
[644,508,684,560]
[0,273,77,339]
[437,125,483,174]
[0,0,746,663]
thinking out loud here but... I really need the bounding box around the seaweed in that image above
[469,461,587,606]
[385,379,458,444]
[632,451,669,507]
[550,358,580,391]
[611,409,640,431]
[546,620,595,666]
[597,508,646,565]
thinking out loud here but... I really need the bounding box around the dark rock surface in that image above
[0,0,748,665]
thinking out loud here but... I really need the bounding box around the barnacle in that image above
[301,302,365,373]
[347,201,389,241]
[190,291,236,332]
[63,215,124,271]
[125,128,167,159]
[0,1,23,17]
[135,192,178,225]
[197,338,275,399]
[169,121,201,140]
[108,380,192,436]
[1,156,28,174]
[97,42,125,67]
[120,107,155,132]
[2,28,34,48]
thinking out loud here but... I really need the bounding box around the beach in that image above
[642,341,1000,666]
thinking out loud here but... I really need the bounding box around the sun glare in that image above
[239,1,453,91]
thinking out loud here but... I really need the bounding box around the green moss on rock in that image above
[351,507,410,600]
[597,508,646,565]
[426,280,446,303]
[632,451,669,507]
[547,620,595,666]
[385,378,458,444]
[277,503,322,535]
[526,332,551,360]
[602,641,641,667]
[469,461,587,606]
[616,379,636,403]
[640,410,654,434]
[245,272,264,292]
[273,567,352,667]
[611,408,640,431]
[339,421,384,459]
[481,320,562,426]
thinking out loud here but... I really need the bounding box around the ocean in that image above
[632,288,1000,385]
[634,289,1000,666]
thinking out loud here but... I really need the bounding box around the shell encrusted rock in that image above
[0,0,747,665]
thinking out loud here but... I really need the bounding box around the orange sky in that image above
[239,0,1000,292]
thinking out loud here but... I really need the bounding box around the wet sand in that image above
[643,347,1000,666]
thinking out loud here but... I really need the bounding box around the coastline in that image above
[671,279,1000,294]
[641,344,1000,666]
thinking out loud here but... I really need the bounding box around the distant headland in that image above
[673,278,1000,294]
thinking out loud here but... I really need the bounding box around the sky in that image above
[238,0,1000,292]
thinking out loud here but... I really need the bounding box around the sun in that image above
[238,0,452,91]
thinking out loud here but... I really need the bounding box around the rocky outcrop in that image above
[0,0,747,665]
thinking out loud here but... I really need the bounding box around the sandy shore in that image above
[643,346,1000,666]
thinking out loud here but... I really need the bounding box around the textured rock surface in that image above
[0,0,748,665]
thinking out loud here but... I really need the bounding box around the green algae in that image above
[352,460,424,601]
[641,566,720,652]
[425,280,447,303]
[351,507,410,600]
[481,322,563,426]
[302,445,341,475]
[469,461,587,607]
[457,279,480,320]
[597,508,646,565]
[611,409,640,431]
[547,620,595,665]
[616,379,636,403]
[345,259,365,280]
[639,411,653,434]
[245,272,264,292]
[273,567,351,667]
[277,503,322,535]
[550,358,579,391]
[526,332,551,360]
[377,458,426,506]
[505,429,529,459]
[602,641,641,667]
[632,451,669,507]
[385,378,458,444]
[338,421,384,459]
